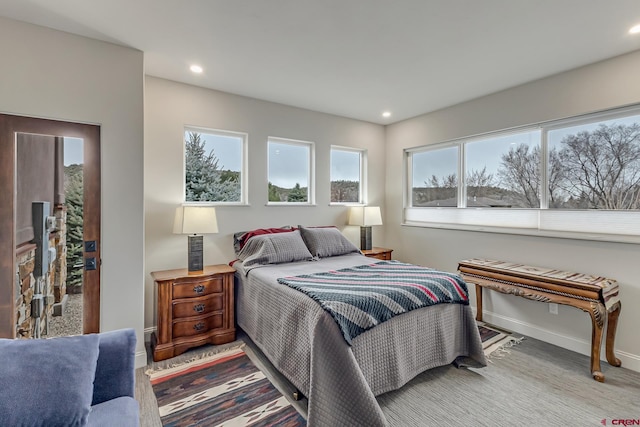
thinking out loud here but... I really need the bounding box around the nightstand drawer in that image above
[173,276,223,299]
[173,313,224,338]
[172,294,223,319]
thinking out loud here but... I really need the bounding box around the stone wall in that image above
[15,244,35,338]
[15,204,67,338]
[53,204,67,303]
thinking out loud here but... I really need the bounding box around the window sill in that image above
[329,202,365,207]
[183,202,249,207]
[265,203,317,207]
[402,220,640,245]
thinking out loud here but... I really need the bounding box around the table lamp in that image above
[348,206,383,250]
[173,206,218,272]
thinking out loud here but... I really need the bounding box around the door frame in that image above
[0,113,100,336]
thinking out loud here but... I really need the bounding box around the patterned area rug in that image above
[146,345,306,426]
[478,322,523,358]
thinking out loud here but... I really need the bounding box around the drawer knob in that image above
[193,303,206,313]
[193,284,205,294]
[193,322,205,331]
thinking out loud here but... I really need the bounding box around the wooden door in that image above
[0,114,100,337]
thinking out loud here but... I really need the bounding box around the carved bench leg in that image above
[605,301,622,368]
[588,302,606,382]
[475,284,483,322]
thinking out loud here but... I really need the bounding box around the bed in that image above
[233,226,486,427]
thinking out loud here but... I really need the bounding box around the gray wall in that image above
[386,50,640,371]
[144,76,386,331]
[0,17,146,367]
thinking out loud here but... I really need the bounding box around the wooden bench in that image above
[458,259,622,382]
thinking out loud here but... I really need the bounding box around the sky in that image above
[268,141,310,188]
[267,143,361,189]
[330,149,360,181]
[190,131,364,189]
[64,137,83,165]
[548,114,639,150]
[412,113,640,188]
[412,131,540,188]
[191,131,242,171]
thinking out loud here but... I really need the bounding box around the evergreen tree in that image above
[65,165,83,289]
[268,182,281,202]
[287,183,307,202]
[185,132,241,201]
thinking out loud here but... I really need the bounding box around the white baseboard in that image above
[135,327,156,368]
[144,326,156,342]
[135,350,148,369]
[479,310,640,374]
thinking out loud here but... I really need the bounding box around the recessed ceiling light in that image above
[630,24,640,34]
[190,65,203,74]
[382,111,391,118]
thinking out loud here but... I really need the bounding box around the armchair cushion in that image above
[87,397,140,427]
[0,333,100,427]
[92,328,136,405]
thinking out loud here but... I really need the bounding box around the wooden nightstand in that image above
[362,247,393,260]
[151,264,236,362]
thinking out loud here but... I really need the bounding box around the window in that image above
[411,146,458,207]
[330,146,365,204]
[405,105,640,241]
[268,137,314,204]
[547,114,640,210]
[184,127,247,204]
[465,130,541,208]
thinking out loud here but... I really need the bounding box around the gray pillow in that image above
[0,333,100,427]
[232,226,293,256]
[237,230,313,269]
[299,225,360,258]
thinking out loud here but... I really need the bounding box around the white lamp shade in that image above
[348,206,383,226]
[173,206,219,234]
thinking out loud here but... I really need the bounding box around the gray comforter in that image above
[234,254,486,427]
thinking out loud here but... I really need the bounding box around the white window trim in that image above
[403,103,640,243]
[329,145,367,206]
[183,125,249,206]
[267,136,315,206]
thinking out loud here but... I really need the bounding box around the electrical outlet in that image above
[549,303,559,314]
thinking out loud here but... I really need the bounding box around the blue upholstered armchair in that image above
[0,328,140,426]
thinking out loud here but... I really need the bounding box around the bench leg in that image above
[605,301,622,368]
[475,284,483,322]
[588,302,607,382]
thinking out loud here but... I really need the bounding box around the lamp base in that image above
[188,235,203,272]
[360,226,372,251]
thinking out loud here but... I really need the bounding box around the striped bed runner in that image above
[277,260,469,344]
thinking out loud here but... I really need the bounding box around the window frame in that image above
[267,136,315,206]
[329,145,367,206]
[183,125,249,206]
[403,104,640,243]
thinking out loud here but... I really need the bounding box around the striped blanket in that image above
[277,260,470,345]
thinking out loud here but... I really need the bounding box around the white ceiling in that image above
[1,0,640,124]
